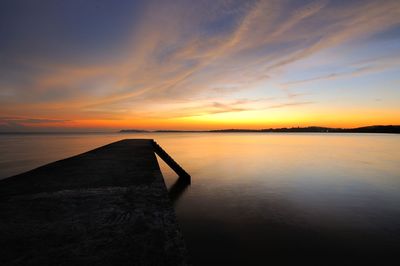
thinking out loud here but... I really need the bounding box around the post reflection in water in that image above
[168,177,190,206]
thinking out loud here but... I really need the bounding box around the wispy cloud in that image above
[1,0,400,129]
[0,116,69,124]
[0,116,70,131]
[267,101,315,109]
[283,55,400,86]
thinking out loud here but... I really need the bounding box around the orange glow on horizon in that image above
[1,1,399,132]
[8,109,399,132]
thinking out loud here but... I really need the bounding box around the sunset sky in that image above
[1,0,399,131]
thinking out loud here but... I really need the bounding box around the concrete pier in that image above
[0,139,190,265]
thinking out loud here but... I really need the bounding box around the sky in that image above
[0,0,400,131]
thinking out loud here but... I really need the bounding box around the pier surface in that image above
[0,139,189,265]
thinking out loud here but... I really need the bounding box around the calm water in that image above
[1,133,400,264]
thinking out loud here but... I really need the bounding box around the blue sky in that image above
[0,0,399,131]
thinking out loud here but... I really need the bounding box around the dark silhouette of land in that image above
[119,129,149,133]
[120,125,400,134]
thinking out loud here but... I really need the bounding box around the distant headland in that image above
[120,125,400,134]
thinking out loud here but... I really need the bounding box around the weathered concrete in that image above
[0,139,189,266]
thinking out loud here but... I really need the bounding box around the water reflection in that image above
[1,132,400,264]
[168,177,190,206]
[156,133,400,264]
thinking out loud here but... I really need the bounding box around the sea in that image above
[1,132,399,264]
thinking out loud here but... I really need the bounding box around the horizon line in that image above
[1,125,399,134]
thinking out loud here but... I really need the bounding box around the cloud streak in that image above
[1,0,400,129]
[283,54,400,86]
[267,102,315,109]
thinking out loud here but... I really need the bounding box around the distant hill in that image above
[214,125,400,133]
[119,125,400,134]
[345,125,400,133]
[119,129,149,133]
